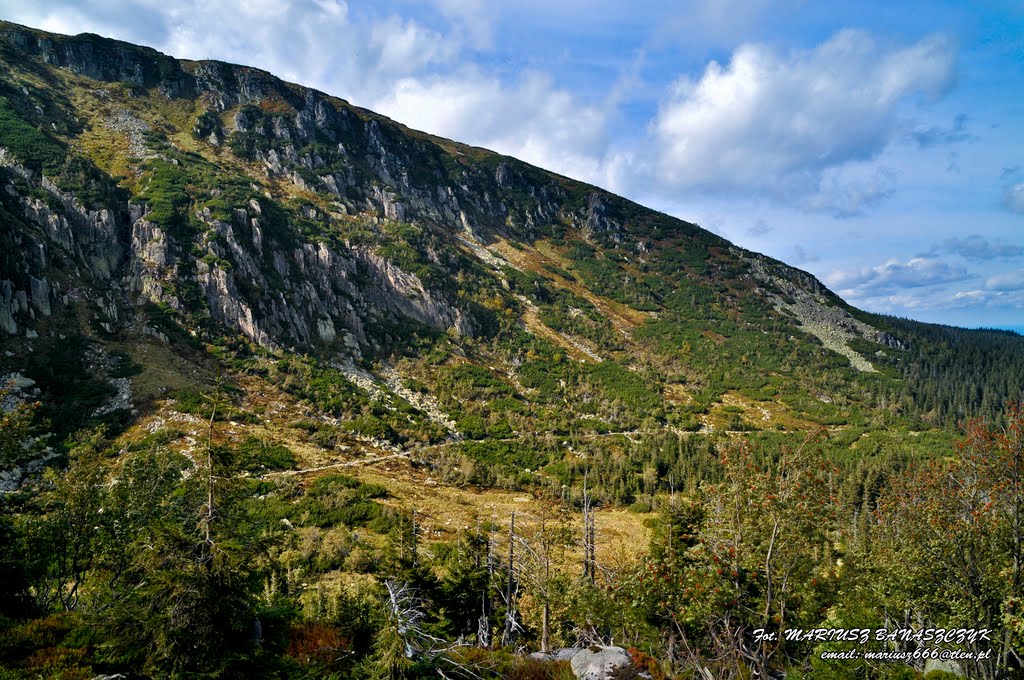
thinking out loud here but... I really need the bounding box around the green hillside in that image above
[1,21,1022,679]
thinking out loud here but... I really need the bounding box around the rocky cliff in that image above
[0,21,729,355]
[2,20,1019,458]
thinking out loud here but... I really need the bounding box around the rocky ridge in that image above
[2,19,971,454]
[745,254,882,372]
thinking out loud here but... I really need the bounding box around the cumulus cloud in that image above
[151,1,457,94]
[370,70,611,183]
[366,14,459,77]
[650,29,957,201]
[925,234,1024,261]
[826,253,1024,317]
[827,257,975,297]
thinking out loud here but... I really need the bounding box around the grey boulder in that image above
[528,647,580,663]
[570,645,633,680]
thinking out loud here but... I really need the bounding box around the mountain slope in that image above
[5,20,1024,680]
[1,20,1022,492]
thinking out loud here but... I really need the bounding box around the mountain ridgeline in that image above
[0,17,1019,483]
[3,21,1024,680]
[1,21,1018,440]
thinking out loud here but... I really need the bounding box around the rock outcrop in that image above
[0,21,649,354]
[0,19,913,404]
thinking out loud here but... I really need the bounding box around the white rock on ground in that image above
[570,646,633,680]
[527,648,579,663]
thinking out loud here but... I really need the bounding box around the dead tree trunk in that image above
[502,511,518,647]
[582,474,596,582]
[478,520,493,648]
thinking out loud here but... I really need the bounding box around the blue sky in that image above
[2,0,1022,328]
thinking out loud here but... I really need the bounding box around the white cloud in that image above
[650,29,957,201]
[2,0,460,104]
[827,257,974,296]
[147,1,458,96]
[803,164,897,218]
[852,288,1024,315]
[431,0,497,49]
[370,70,611,184]
[927,234,1024,261]
[0,1,164,45]
[367,14,458,77]
[985,269,1024,291]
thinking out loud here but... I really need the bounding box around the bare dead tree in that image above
[374,580,472,679]
[410,507,419,567]
[501,511,521,647]
[582,472,596,583]
[477,518,492,648]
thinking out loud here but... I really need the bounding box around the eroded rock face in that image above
[0,23,539,351]
[0,22,732,361]
[744,253,895,373]
[0,153,477,356]
[876,331,908,350]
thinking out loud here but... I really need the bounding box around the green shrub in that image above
[0,97,65,173]
[236,437,297,471]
